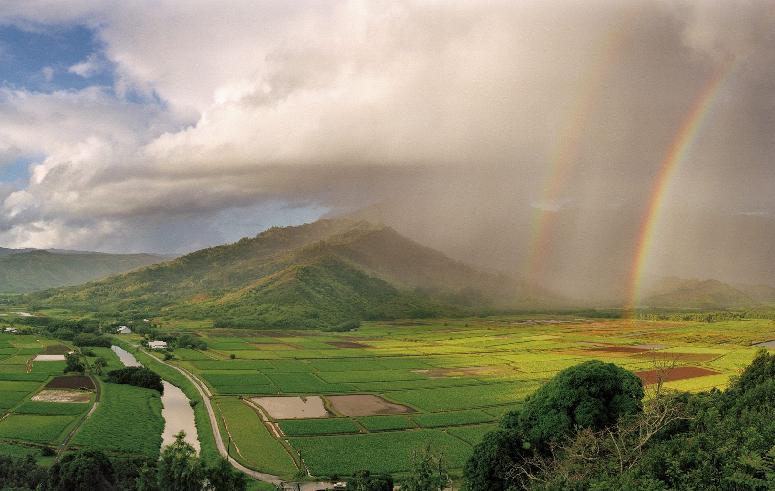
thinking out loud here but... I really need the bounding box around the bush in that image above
[73,333,111,348]
[64,353,85,374]
[324,319,362,332]
[106,367,164,393]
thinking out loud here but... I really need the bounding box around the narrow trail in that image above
[140,347,331,491]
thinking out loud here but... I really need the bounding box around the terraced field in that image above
[0,332,94,458]
[154,316,775,478]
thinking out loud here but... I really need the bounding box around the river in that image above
[111,345,200,452]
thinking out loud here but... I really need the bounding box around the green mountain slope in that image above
[641,277,759,309]
[30,219,544,327]
[0,250,166,293]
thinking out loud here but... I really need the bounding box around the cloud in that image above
[0,0,773,295]
[68,53,101,78]
[40,66,54,82]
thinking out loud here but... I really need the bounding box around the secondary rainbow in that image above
[625,61,735,313]
[525,13,634,285]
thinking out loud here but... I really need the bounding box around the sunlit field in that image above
[131,316,775,479]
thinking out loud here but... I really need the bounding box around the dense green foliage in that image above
[347,469,394,491]
[464,352,775,490]
[106,367,164,393]
[464,361,644,490]
[0,454,48,490]
[73,333,112,347]
[44,449,117,491]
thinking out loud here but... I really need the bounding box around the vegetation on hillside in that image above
[0,250,165,293]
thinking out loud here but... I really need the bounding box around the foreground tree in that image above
[464,361,644,490]
[402,445,451,491]
[347,469,394,491]
[204,457,247,491]
[44,450,116,491]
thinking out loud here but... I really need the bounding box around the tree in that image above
[463,361,644,491]
[347,469,394,491]
[64,352,85,374]
[93,357,108,375]
[44,450,116,491]
[155,432,205,491]
[402,445,451,491]
[0,454,48,490]
[106,367,164,393]
[205,458,247,491]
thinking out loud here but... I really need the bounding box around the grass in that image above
[214,398,297,477]
[447,424,499,445]
[290,430,472,476]
[13,401,90,416]
[71,382,163,458]
[0,414,78,443]
[357,415,415,432]
[278,418,360,436]
[411,409,494,428]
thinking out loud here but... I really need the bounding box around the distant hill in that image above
[0,249,167,293]
[641,277,760,309]
[30,219,555,328]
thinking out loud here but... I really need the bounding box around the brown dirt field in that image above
[327,341,368,349]
[633,352,719,362]
[46,375,95,390]
[31,389,91,403]
[327,395,414,416]
[41,344,71,355]
[635,366,720,385]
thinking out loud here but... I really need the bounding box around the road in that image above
[143,347,332,491]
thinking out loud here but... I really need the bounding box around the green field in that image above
[71,382,163,457]
[160,316,774,478]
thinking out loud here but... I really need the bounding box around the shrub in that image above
[106,367,164,393]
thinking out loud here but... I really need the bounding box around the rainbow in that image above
[625,61,735,313]
[525,13,634,285]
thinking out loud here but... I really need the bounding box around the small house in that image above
[148,340,168,350]
[3,327,17,333]
[116,326,132,334]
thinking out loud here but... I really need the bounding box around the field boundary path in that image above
[59,372,101,453]
[140,347,331,491]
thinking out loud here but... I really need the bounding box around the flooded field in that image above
[111,345,141,367]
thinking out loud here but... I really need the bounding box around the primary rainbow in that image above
[625,61,735,313]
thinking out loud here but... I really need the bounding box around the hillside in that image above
[641,277,759,309]
[0,249,166,293]
[29,219,547,327]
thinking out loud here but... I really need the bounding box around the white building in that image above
[116,326,132,334]
[148,340,168,350]
[3,327,17,333]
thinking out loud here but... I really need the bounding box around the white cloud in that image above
[41,66,54,82]
[68,53,101,78]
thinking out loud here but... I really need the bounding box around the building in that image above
[116,326,132,334]
[148,340,168,350]
[3,327,18,333]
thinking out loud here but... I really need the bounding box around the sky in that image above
[0,0,773,300]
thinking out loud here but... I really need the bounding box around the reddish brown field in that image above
[46,375,95,390]
[634,352,719,362]
[635,366,720,385]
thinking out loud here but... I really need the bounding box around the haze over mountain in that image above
[639,277,765,310]
[30,219,557,328]
[0,248,167,293]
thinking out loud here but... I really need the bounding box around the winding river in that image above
[111,345,200,452]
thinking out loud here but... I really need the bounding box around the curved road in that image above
[141,347,331,491]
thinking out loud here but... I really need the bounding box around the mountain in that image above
[641,277,759,309]
[0,249,167,293]
[30,219,553,328]
[734,283,775,305]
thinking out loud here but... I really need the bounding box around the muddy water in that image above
[111,345,199,452]
[111,345,142,367]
